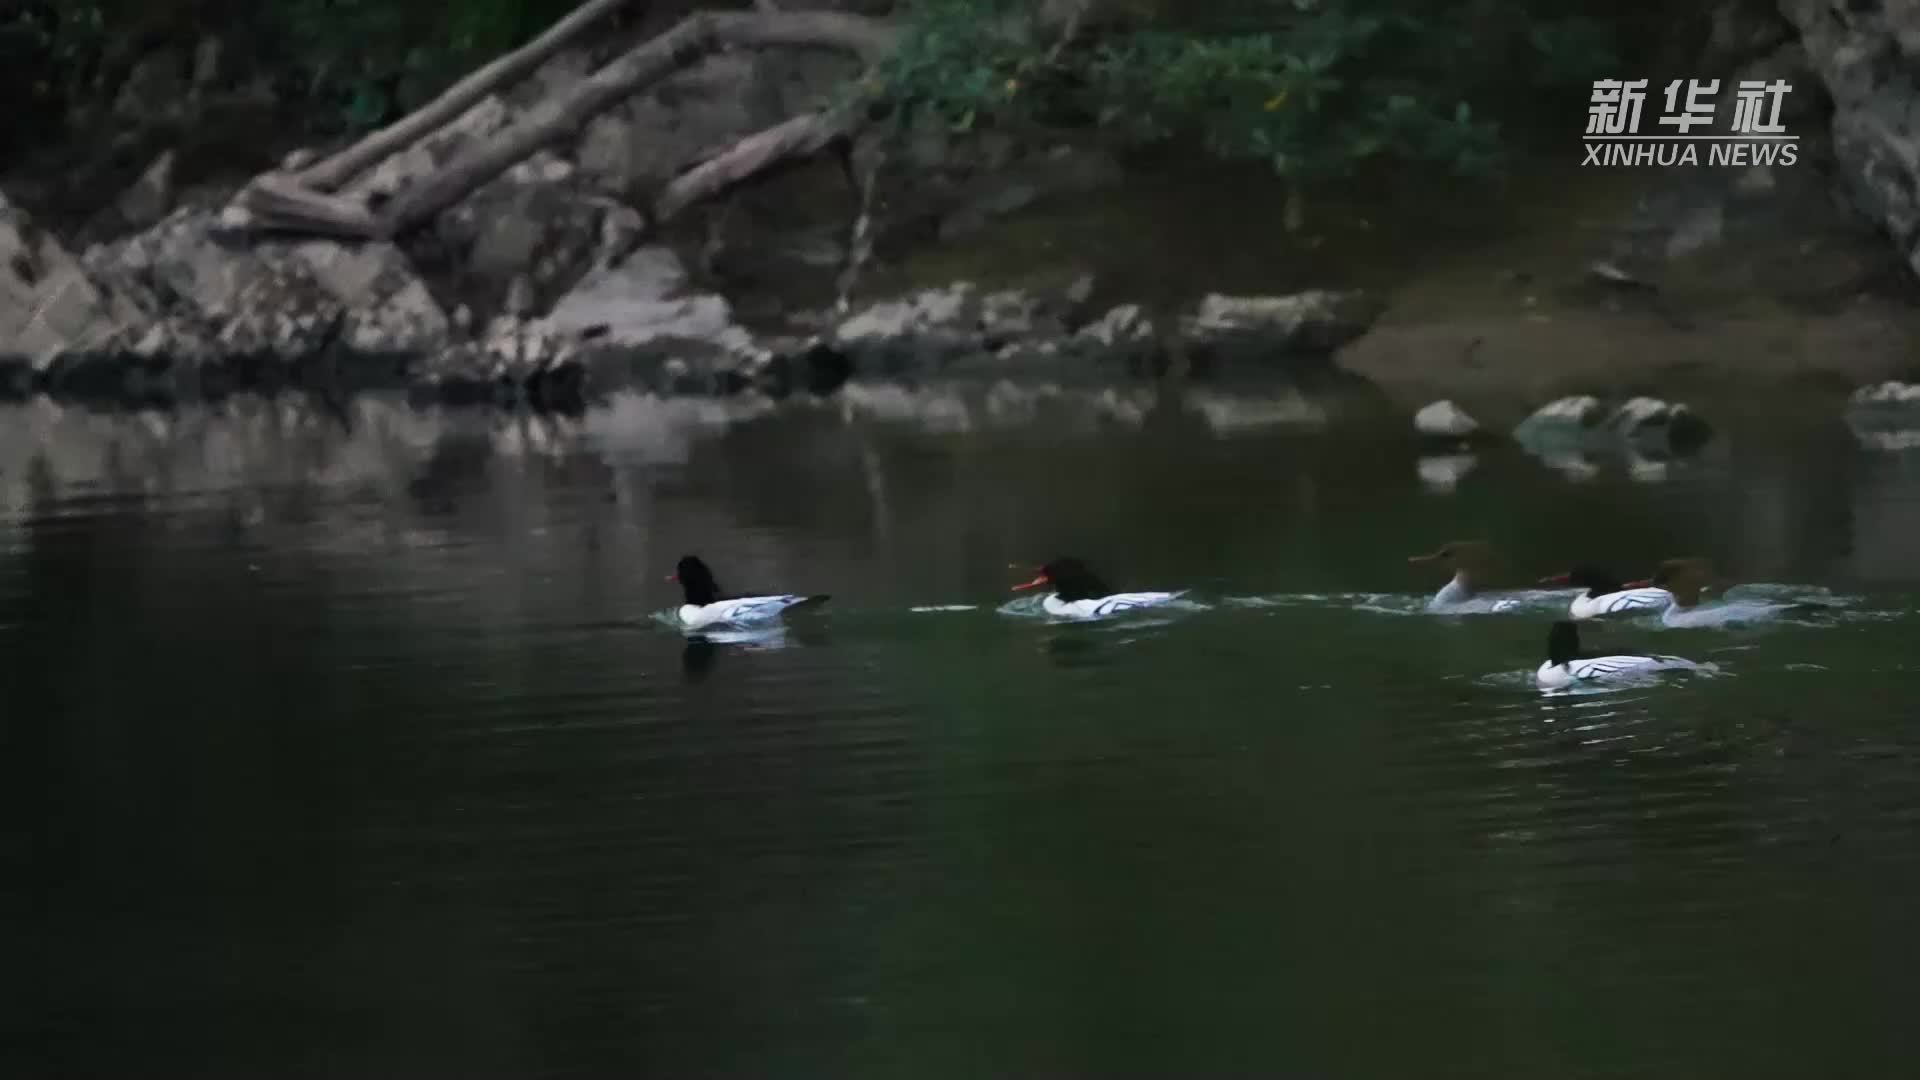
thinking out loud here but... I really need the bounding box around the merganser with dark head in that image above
[1407,540,1521,612]
[1010,557,1181,620]
[1539,564,1672,620]
[669,555,828,630]
[1536,619,1699,690]
[1635,557,1821,628]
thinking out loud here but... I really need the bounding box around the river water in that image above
[4,384,1919,1078]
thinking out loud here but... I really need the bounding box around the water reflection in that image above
[682,635,718,681]
[1418,452,1478,493]
[4,385,1920,596]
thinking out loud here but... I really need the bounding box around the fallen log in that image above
[235,8,900,240]
[653,109,854,224]
[297,0,638,193]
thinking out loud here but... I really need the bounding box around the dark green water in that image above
[4,386,1919,1078]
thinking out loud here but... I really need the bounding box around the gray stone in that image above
[1512,396,1607,450]
[0,190,147,372]
[1514,394,1713,458]
[1850,379,1920,407]
[576,54,777,196]
[535,246,763,396]
[980,289,1061,341]
[831,283,984,373]
[116,151,177,233]
[1177,291,1381,362]
[1781,0,1920,275]
[1065,303,1159,370]
[293,239,450,355]
[1845,380,1920,448]
[1414,400,1479,439]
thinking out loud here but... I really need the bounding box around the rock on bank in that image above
[2,185,1383,407]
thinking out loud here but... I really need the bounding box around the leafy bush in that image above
[6,0,1646,172]
[2,0,582,138]
[872,0,1626,184]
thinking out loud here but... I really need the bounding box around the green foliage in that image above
[2,0,580,137]
[7,0,1636,171]
[874,0,1624,184]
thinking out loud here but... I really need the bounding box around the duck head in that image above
[1011,557,1113,602]
[1546,619,1583,666]
[669,555,722,606]
[1631,557,1713,608]
[1409,540,1493,577]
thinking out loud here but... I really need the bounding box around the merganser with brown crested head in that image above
[1010,557,1182,620]
[1633,557,1822,628]
[1407,540,1521,612]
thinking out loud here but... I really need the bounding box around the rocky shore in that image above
[7,0,1920,417]
[1,187,1382,408]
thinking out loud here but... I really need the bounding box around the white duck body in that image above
[677,595,821,630]
[1041,591,1181,620]
[1536,619,1699,690]
[1431,573,1520,613]
[1536,653,1695,690]
[670,555,828,631]
[1409,542,1521,613]
[1569,586,1672,620]
[1645,559,1805,628]
[1014,558,1182,621]
[1660,599,1795,628]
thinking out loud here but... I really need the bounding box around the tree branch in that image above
[299,0,637,192]
[652,109,854,224]
[378,10,897,234]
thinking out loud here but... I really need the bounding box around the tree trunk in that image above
[653,109,853,225]
[382,11,894,234]
[234,8,898,241]
[298,0,636,193]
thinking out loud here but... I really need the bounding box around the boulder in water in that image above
[1849,380,1920,408]
[1607,396,1713,452]
[1412,398,1497,450]
[1844,379,1920,451]
[1414,399,1479,438]
[831,283,985,374]
[1514,393,1712,459]
[1176,290,1381,370]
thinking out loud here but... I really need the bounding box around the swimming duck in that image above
[1634,558,1819,628]
[1536,619,1699,690]
[669,555,829,630]
[1010,557,1182,620]
[1407,540,1521,612]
